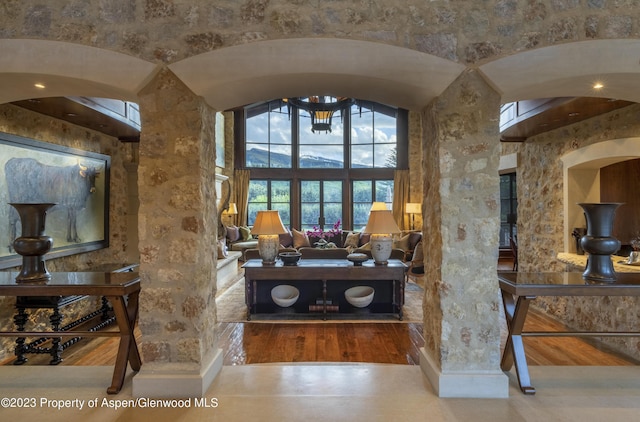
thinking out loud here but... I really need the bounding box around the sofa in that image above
[244,246,405,262]
[224,225,258,257]
[227,225,422,261]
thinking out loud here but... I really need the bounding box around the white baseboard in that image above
[419,347,509,398]
[132,348,223,398]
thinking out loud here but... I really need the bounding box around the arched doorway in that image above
[3,36,640,398]
[561,138,640,253]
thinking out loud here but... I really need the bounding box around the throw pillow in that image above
[292,229,310,248]
[359,233,370,246]
[279,229,293,248]
[393,234,411,251]
[238,226,252,241]
[358,242,371,251]
[217,238,228,259]
[344,232,360,249]
[226,225,240,242]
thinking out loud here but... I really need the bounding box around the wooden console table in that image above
[12,263,138,365]
[498,271,640,394]
[243,259,407,320]
[0,271,141,394]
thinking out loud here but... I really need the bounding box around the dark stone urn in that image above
[578,202,623,283]
[10,203,55,283]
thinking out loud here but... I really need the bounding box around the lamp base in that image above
[258,234,280,265]
[370,234,393,265]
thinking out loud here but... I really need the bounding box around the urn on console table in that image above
[10,202,55,283]
[578,202,622,283]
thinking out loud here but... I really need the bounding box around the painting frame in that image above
[0,132,110,269]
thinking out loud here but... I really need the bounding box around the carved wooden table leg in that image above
[13,307,28,365]
[100,296,111,321]
[322,280,327,320]
[49,307,63,365]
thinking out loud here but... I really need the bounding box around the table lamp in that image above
[251,210,288,265]
[223,202,238,225]
[363,210,401,265]
[405,202,421,230]
[370,202,388,211]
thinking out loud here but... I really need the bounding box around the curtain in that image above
[234,169,250,226]
[392,169,410,231]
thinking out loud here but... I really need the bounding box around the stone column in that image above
[419,69,508,398]
[132,68,221,398]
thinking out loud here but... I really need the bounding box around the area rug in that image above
[216,276,424,323]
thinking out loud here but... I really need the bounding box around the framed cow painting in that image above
[0,132,110,269]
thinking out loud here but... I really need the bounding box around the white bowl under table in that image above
[344,286,375,308]
[271,284,300,307]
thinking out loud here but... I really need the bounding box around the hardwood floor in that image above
[216,322,426,365]
[2,258,638,368]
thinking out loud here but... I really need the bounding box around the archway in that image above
[561,138,640,253]
[3,37,640,398]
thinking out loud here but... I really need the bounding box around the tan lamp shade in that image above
[226,203,238,215]
[370,202,388,211]
[405,203,421,215]
[251,210,288,235]
[363,210,401,235]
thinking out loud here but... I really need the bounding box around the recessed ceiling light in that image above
[34,83,45,89]
[569,112,580,117]
[66,113,77,117]
[593,82,604,90]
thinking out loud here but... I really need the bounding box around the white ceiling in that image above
[2,38,640,111]
[167,38,466,110]
[479,39,640,104]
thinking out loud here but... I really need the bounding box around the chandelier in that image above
[285,96,354,133]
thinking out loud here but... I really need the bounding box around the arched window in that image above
[236,98,408,230]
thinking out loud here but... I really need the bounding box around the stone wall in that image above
[511,103,640,358]
[2,1,638,66]
[0,103,133,362]
[3,0,640,396]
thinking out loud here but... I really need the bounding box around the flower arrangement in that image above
[306,219,341,240]
[307,220,342,247]
[631,233,640,251]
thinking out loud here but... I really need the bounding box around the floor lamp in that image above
[405,203,421,230]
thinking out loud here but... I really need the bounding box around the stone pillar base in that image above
[132,348,223,398]
[419,348,509,398]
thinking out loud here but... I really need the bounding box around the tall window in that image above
[247,180,291,227]
[352,180,393,229]
[240,98,407,230]
[500,173,517,248]
[351,103,397,168]
[300,180,343,231]
[299,108,345,169]
[245,101,291,168]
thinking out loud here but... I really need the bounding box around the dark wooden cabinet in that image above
[242,259,407,320]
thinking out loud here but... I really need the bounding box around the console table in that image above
[12,263,138,365]
[243,259,407,320]
[498,271,640,394]
[0,271,141,394]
